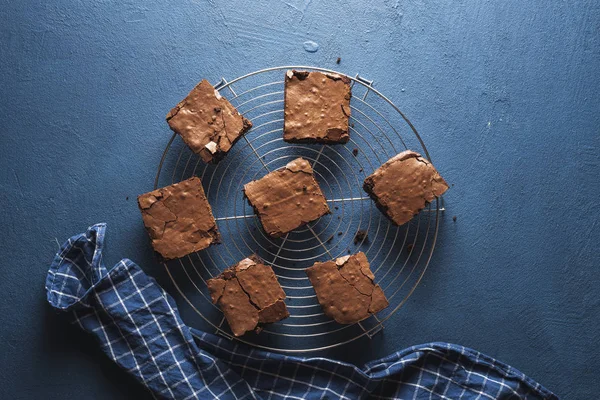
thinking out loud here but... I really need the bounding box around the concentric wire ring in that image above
[154,66,442,353]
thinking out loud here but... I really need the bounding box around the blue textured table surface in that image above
[1,1,598,398]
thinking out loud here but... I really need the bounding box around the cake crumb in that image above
[336,57,341,64]
[452,215,457,222]
[352,148,359,157]
[353,229,368,245]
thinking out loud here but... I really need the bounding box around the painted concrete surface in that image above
[1,0,599,398]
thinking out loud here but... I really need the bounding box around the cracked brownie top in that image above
[137,177,220,260]
[207,255,289,337]
[166,79,252,164]
[363,150,449,226]
[306,252,388,324]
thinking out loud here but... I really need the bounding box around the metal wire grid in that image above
[153,66,443,353]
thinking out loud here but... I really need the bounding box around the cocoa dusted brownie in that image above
[166,80,252,164]
[207,255,289,337]
[138,177,220,260]
[243,157,330,237]
[283,70,351,144]
[306,252,388,324]
[363,150,449,226]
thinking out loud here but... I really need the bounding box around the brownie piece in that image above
[306,252,388,324]
[283,70,351,144]
[166,79,252,164]
[363,150,449,226]
[138,177,220,260]
[207,255,289,337]
[243,157,330,237]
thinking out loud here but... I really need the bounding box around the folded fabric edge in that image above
[193,330,559,400]
[365,342,558,399]
[46,223,136,311]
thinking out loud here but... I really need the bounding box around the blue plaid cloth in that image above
[46,224,558,400]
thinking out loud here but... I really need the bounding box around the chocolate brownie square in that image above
[166,80,252,163]
[207,255,289,337]
[243,157,330,237]
[283,70,351,144]
[363,150,449,226]
[138,177,219,260]
[306,252,388,324]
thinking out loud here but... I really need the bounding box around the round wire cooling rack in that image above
[153,66,444,353]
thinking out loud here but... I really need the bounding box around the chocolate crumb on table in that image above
[283,70,352,144]
[363,150,449,226]
[406,243,414,254]
[207,255,289,337]
[354,229,369,245]
[306,252,389,324]
[453,216,457,222]
[243,157,330,237]
[166,79,252,164]
[336,57,341,64]
[138,177,220,261]
[352,148,359,157]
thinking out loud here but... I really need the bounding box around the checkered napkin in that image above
[45,224,558,400]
